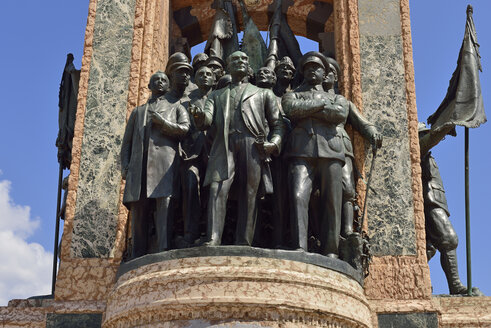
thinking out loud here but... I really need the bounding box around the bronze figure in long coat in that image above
[121,71,190,258]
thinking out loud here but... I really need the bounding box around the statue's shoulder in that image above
[334,94,349,106]
[258,85,275,97]
[130,104,145,116]
[210,86,227,99]
[293,84,308,93]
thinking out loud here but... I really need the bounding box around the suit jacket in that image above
[199,82,284,186]
[282,84,347,162]
[180,89,209,162]
[121,94,190,204]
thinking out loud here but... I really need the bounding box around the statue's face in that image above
[171,67,191,88]
[149,73,169,93]
[303,62,325,86]
[195,66,215,89]
[256,68,276,88]
[227,51,249,76]
[208,63,223,80]
[276,64,294,81]
[324,64,337,87]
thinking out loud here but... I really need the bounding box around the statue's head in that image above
[256,67,277,88]
[324,57,340,89]
[148,71,169,95]
[227,51,249,78]
[192,53,209,75]
[166,52,192,89]
[275,56,295,82]
[299,51,328,86]
[195,66,215,90]
[205,56,225,81]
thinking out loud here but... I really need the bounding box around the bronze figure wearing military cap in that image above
[283,51,381,257]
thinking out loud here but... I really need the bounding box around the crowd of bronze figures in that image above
[120,0,382,268]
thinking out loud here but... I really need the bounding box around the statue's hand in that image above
[262,141,278,156]
[323,99,336,111]
[190,105,205,123]
[150,110,165,126]
[371,132,383,150]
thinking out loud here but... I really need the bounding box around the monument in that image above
[2,1,490,328]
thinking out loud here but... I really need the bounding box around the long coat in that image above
[199,83,284,186]
[121,95,190,205]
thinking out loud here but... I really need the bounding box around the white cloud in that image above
[0,180,52,306]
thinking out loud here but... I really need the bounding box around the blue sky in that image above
[0,1,489,304]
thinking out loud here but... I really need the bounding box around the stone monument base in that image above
[103,247,372,328]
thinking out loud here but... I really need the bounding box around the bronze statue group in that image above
[121,0,381,261]
[118,0,480,295]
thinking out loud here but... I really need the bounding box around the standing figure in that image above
[193,51,284,246]
[256,66,289,248]
[121,71,190,259]
[179,66,215,246]
[419,123,482,295]
[282,51,347,257]
[324,57,382,239]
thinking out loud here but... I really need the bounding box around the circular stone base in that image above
[103,249,372,328]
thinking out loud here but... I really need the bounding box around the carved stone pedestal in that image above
[102,247,372,328]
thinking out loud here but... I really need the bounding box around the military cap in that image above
[298,51,329,73]
[192,53,209,69]
[275,56,295,72]
[325,56,341,77]
[165,52,193,75]
[205,56,225,69]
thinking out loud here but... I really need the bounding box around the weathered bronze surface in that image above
[120,0,384,275]
[121,67,190,259]
[419,123,482,296]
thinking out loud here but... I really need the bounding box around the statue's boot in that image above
[426,242,437,262]
[441,249,467,295]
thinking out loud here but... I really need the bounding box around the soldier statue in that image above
[283,52,381,257]
[419,122,483,295]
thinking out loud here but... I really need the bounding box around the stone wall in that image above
[56,0,171,301]
[359,0,432,300]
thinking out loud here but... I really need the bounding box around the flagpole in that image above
[464,127,471,296]
[52,163,63,295]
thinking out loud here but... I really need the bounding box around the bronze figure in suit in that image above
[193,51,284,246]
[179,66,215,246]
